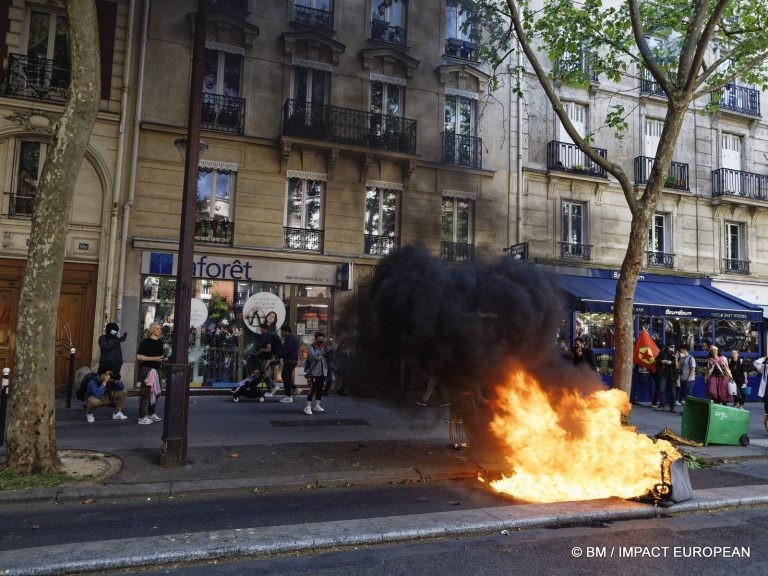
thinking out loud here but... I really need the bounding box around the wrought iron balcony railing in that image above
[209,0,249,11]
[201,93,245,135]
[647,251,674,269]
[8,180,36,219]
[371,19,406,45]
[441,241,474,262]
[283,99,417,154]
[364,234,399,256]
[442,132,482,169]
[716,84,761,116]
[195,218,233,244]
[4,54,70,103]
[711,168,768,200]
[445,38,479,61]
[547,141,607,178]
[640,68,667,97]
[555,51,598,82]
[633,156,689,191]
[723,258,750,275]
[560,241,592,260]
[284,227,323,252]
[295,4,334,29]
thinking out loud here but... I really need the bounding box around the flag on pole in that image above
[633,328,659,373]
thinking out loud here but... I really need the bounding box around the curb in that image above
[2,485,768,575]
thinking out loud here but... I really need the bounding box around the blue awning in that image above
[554,274,763,322]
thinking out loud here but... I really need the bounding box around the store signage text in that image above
[194,256,253,280]
[665,309,693,316]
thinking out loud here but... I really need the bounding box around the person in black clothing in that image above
[279,325,299,402]
[136,322,165,424]
[655,342,679,412]
[728,349,747,409]
[98,322,127,377]
[259,322,282,396]
[572,337,598,372]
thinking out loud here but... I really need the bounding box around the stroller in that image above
[231,357,279,403]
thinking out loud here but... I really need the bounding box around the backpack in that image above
[76,372,98,401]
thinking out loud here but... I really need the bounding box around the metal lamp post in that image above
[160,0,208,468]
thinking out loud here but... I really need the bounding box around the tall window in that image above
[286,178,324,251]
[197,169,233,221]
[445,0,473,41]
[295,0,334,28]
[203,49,242,97]
[11,141,46,218]
[364,186,399,255]
[293,67,328,107]
[372,0,406,44]
[444,95,474,135]
[370,81,402,117]
[648,213,668,253]
[725,223,744,261]
[561,201,587,258]
[27,10,69,65]
[441,197,473,261]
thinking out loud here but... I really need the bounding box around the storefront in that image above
[553,268,764,401]
[140,251,338,387]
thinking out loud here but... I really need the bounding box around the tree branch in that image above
[684,0,731,93]
[693,49,768,98]
[627,0,673,98]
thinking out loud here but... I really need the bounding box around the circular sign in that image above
[242,292,286,334]
[190,298,209,328]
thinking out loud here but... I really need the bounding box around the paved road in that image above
[126,505,768,576]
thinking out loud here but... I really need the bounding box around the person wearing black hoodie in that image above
[98,322,126,377]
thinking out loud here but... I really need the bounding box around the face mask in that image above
[110,330,118,336]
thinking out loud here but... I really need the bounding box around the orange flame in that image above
[488,369,680,503]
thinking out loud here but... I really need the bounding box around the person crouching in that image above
[85,369,128,423]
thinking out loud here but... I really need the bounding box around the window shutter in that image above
[96,0,118,101]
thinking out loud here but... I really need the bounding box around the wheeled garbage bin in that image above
[680,397,750,446]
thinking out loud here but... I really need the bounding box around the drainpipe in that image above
[507,63,513,249]
[516,40,523,243]
[116,0,150,325]
[103,0,138,325]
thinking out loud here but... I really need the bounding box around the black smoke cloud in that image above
[346,246,603,446]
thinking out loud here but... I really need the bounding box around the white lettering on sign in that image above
[665,309,693,316]
[612,272,646,281]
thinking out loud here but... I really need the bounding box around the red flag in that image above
[633,328,660,373]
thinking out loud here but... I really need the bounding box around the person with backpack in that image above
[303,331,329,415]
[98,322,126,377]
[84,369,128,423]
[258,322,283,397]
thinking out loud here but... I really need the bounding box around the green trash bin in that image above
[681,397,750,446]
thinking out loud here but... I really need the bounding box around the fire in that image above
[487,369,680,503]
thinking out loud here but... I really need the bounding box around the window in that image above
[720,133,743,195]
[441,197,473,261]
[445,0,473,42]
[370,81,402,117]
[647,213,672,267]
[11,141,45,218]
[561,201,588,258]
[295,0,334,28]
[372,0,406,44]
[369,81,404,146]
[293,67,328,107]
[364,186,399,255]
[27,10,69,66]
[644,118,663,157]
[444,95,474,135]
[443,95,480,167]
[726,223,744,260]
[195,168,234,243]
[286,178,324,251]
[203,49,242,97]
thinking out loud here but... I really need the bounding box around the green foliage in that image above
[207,292,230,323]
[0,467,73,490]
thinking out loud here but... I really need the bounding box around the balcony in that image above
[282,99,417,154]
[4,54,70,103]
[723,258,750,275]
[295,4,334,29]
[633,156,689,191]
[441,241,474,262]
[8,181,36,219]
[640,68,667,97]
[364,234,399,256]
[201,93,245,135]
[445,38,479,61]
[195,218,233,244]
[715,84,761,117]
[560,241,591,260]
[647,251,674,269]
[547,141,607,178]
[711,168,768,200]
[284,227,323,252]
[209,0,249,11]
[371,19,406,46]
[442,132,482,169]
[555,51,598,83]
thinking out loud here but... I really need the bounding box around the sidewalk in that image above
[1,394,768,575]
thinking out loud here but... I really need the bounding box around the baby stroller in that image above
[231,357,278,403]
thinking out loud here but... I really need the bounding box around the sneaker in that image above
[416,400,428,406]
[112,411,128,420]
[149,414,162,422]
[303,403,313,415]
[440,402,451,407]
[86,413,95,423]
[138,417,153,425]
[280,396,294,403]
[312,401,325,413]
[675,401,682,407]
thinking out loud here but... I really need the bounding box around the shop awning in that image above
[554,274,763,322]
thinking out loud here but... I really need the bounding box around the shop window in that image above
[285,178,324,251]
[575,312,614,349]
[441,197,473,261]
[10,141,48,219]
[196,168,234,244]
[364,185,400,256]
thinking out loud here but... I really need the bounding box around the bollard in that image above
[65,348,76,409]
[0,367,9,446]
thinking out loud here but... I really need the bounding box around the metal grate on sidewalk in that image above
[270,419,371,427]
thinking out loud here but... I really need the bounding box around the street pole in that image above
[0,368,9,446]
[160,0,207,467]
[65,347,76,409]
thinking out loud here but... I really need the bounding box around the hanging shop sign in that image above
[142,252,337,285]
[242,292,287,334]
[190,298,209,328]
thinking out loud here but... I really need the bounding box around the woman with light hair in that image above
[705,345,732,405]
[136,322,166,425]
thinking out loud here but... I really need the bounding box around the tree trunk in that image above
[6,0,100,474]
